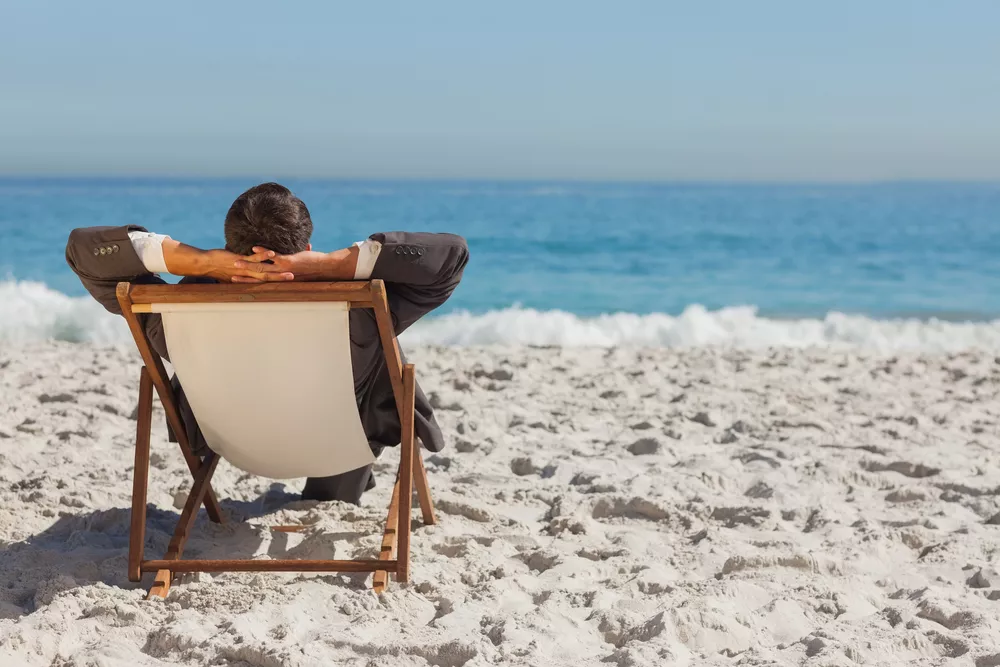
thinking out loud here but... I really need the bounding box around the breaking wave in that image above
[2,280,1000,352]
[0,280,129,344]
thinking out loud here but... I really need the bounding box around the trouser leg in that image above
[302,464,375,505]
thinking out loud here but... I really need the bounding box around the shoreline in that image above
[6,285,1000,351]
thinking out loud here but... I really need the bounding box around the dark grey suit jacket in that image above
[65,225,468,501]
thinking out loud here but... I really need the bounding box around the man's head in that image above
[224,183,313,256]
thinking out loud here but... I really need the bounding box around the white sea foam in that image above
[404,305,1000,351]
[2,280,1000,352]
[0,280,129,344]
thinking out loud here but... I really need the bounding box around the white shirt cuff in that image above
[128,231,171,274]
[353,239,382,280]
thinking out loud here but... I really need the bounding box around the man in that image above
[66,182,469,504]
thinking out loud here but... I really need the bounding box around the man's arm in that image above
[238,232,469,334]
[368,232,470,333]
[66,226,295,312]
[66,225,295,358]
[66,225,158,316]
[160,238,293,283]
[66,225,174,358]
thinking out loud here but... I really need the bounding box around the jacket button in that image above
[417,248,424,256]
[99,247,107,255]
[93,248,100,256]
[112,244,119,253]
[395,247,402,255]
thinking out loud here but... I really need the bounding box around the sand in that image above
[1,342,999,666]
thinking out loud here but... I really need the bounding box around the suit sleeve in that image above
[367,232,469,334]
[65,225,170,359]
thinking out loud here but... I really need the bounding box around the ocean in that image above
[2,178,1000,350]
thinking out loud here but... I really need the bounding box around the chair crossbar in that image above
[140,559,400,573]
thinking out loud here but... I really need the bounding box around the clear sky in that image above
[2,1,999,181]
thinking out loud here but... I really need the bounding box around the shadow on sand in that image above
[0,483,373,618]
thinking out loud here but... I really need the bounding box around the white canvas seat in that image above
[153,301,373,479]
[116,280,436,599]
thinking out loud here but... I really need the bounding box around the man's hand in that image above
[232,245,359,282]
[162,240,295,283]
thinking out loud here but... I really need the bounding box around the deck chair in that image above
[115,280,436,599]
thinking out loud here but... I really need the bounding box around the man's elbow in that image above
[65,228,87,272]
[443,234,470,284]
[65,226,117,280]
[455,235,469,258]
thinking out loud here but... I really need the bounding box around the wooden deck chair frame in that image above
[116,279,437,599]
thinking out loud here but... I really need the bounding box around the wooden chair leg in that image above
[413,449,437,526]
[373,473,401,594]
[397,364,415,584]
[147,453,220,599]
[174,438,225,525]
[129,367,153,582]
[116,283,224,525]
[158,375,224,525]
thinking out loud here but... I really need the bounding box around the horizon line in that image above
[2,174,1000,188]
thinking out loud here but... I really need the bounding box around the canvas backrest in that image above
[149,300,374,479]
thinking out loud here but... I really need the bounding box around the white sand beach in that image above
[1,342,999,666]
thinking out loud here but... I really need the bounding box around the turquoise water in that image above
[2,178,1000,349]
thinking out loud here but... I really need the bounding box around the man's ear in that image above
[307,243,312,251]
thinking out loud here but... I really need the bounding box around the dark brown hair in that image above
[224,183,313,255]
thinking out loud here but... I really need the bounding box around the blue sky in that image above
[2,2,999,181]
